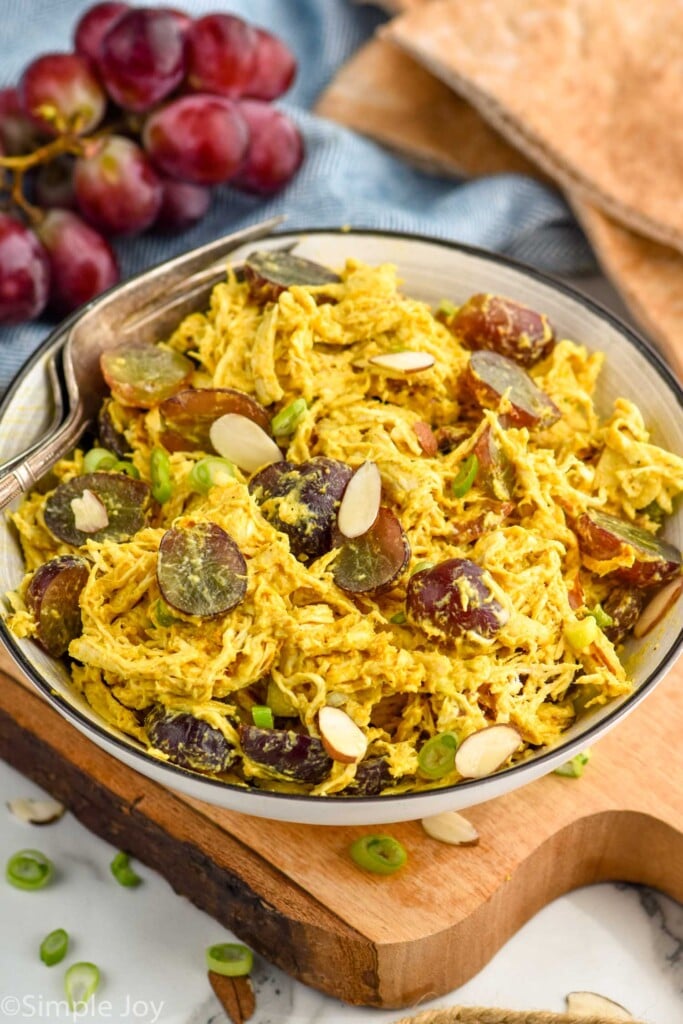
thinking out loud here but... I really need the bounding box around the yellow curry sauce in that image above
[6,258,683,796]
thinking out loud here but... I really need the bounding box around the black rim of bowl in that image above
[1,225,682,807]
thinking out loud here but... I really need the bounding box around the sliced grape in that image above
[406,557,508,639]
[332,507,410,595]
[343,757,392,796]
[472,425,515,499]
[239,724,332,784]
[101,341,193,408]
[157,522,247,618]
[441,293,555,367]
[26,555,89,656]
[159,388,271,452]
[575,511,682,587]
[464,351,560,429]
[249,457,352,562]
[97,399,131,458]
[244,250,340,304]
[44,472,150,546]
[602,587,647,645]
[145,705,235,774]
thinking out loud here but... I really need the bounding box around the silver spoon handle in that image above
[0,406,86,510]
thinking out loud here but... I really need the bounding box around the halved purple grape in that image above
[97,398,131,458]
[159,387,271,453]
[343,757,392,796]
[244,250,340,304]
[406,557,508,639]
[239,724,332,784]
[26,555,89,656]
[575,511,682,587]
[463,351,560,429]
[43,472,150,546]
[602,586,647,645]
[441,293,555,367]
[145,705,236,774]
[332,506,410,595]
[249,457,352,562]
[472,425,515,499]
[157,521,247,617]
[101,341,194,408]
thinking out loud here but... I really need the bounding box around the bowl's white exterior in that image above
[1,230,681,826]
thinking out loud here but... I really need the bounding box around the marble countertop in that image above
[0,754,681,1024]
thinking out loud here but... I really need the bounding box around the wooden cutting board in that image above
[0,643,681,1010]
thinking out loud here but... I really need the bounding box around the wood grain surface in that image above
[0,644,681,1008]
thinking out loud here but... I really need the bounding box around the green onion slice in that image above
[6,849,54,891]
[587,603,614,630]
[349,834,407,875]
[112,460,140,479]
[553,750,591,778]
[40,928,69,966]
[64,962,100,1009]
[110,851,142,888]
[436,299,457,317]
[152,598,181,628]
[417,732,459,779]
[251,705,274,729]
[150,447,173,504]
[205,942,254,977]
[83,447,117,473]
[189,457,236,495]
[271,397,307,436]
[389,611,407,625]
[410,560,435,576]
[452,454,479,498]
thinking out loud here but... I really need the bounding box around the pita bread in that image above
[572,203,683,381]
[317,33,683,378]
[386,0,683,257]
[315,38,539,178]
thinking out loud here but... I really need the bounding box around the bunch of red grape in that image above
[0,3,301,324]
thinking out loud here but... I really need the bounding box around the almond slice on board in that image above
[455,724,521,779]
[566,991,633,1020]
[7,797,65,825]
[210,414,283,475]
[337,461,381,539]
[386,0,683,256]
[421,811,480,846]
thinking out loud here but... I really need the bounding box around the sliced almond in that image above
[369,351,435,373]
[209,414,283,475]
[318,705,368,764]
[421,811,480,846]
[454,724,522,779]
[633,576,683,638]
[7,797,65,826]
[413,421,438,456]
[71,489,108,533]
[336,460,381,539]
[566,991,633,1019]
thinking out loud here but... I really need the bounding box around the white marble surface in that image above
[0,758,681,1024]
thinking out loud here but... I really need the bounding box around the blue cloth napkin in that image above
[0,0,593,394]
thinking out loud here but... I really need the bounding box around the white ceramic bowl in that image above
[1,229,682,825]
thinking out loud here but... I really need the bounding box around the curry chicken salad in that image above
[6,251,683,796]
